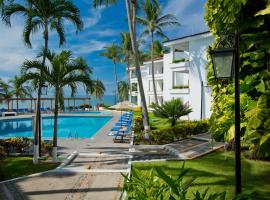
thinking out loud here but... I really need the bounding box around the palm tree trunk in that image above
[151,31,158,105]
[127,58,132,102]
[34,23,48,164]
[16,96,19,111]
[52,87,59,162]
[7,100,10,110]
[125,0,150,136]
[113,61,118,104]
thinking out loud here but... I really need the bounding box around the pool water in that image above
[0,116,112,139]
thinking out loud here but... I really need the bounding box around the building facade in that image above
[130,31,214,120]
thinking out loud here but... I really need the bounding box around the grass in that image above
[1,156,59,181]
[148,112,171,129]
[132,151,270,200]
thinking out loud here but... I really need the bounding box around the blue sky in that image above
[0,0,208,96]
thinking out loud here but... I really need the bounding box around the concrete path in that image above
[0,111,130,200]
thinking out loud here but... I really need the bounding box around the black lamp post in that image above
[210,32,241,195]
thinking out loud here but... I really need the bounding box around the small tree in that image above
[151,98,192,126]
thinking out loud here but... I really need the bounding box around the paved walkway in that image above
[0,111,130,200]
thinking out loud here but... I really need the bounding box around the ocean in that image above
[0,95,116,110]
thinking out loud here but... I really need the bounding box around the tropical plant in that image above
[9,76,31,111]
[120,32,133,99]
[93,0,151,137]
[92,80,105,100]
[122,165,227,200]
[137,0,179,104]
[152,40,164,58]
[205,0,270,159]
[2,0,83,162]
[118,81,129,102]
[100,43,121,104]
[151,98,192,126]
[0,81,12,110]
[19,50,92,162]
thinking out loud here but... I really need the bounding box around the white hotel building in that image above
[129,31,214,120]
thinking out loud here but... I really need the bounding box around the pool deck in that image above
[0,111,130,200]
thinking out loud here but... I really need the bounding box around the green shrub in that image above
[148,120,210,145]
[0,138,32,154]
[122,165,228,200]
[172,85,189,89]
[42,141,53,156]
[0,146,5,160]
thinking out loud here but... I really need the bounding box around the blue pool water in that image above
[0,116,112,139]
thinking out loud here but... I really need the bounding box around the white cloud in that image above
[70,40,109,55]
[163,0,208,37]
[0,19,41,79]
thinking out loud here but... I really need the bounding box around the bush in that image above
[0,138,32,154]
[42,141,53,156]
[0,146,5,160]
[148,120,210,145]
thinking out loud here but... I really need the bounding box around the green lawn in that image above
[149,112,171,128]
[1,156,59,181]
[133,151,270,200]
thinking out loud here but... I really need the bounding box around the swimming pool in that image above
[0,116,112,139]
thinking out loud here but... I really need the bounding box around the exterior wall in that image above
[130,33,214,120]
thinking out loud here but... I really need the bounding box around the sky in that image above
[0,0,208,96]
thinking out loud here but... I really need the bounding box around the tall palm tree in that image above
[0,79,12,109]
[94,0,151,137]
[2,0,83,162]
[152,40,164,58]
[137,0,179,104]
[100,43,121,104]
[9,76,31,111]
[120,32,133,100]
[92,80,105,101]
[20,50,92,162]
[118,81,129,102]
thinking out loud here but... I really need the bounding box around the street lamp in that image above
[209,32,241,195]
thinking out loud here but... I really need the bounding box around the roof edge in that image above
[163,31,211,44]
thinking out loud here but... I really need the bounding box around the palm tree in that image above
[20,50,92,162]
[94,0,151,137]
[100,43,121,104]
[9,76,31,112]
[0,80,12,110]
[150,98,192,126]
[2,0,83,162]
[152,40,164,58]
[137,0,179,104]
[92,80,105,101]
[118,81,129,102]
[120,32,133,100]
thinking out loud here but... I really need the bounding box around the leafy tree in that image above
[151,98,192,126]
[19,50,92,162]
[100,43,121,104]
[2,0,83,161]
[205,0,270,159]
[9,76,32,111]
[92,80,105,101]
[0,79,12,110]
[93,0,151,137]
[137,0,179,104]
[118,81,129,102]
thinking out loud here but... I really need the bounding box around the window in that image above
[149,63,163,75]
[173,71,189,89]
[132,83,138,92]
[131,70,137,79]
[131,96,138,104]
[149,80,163,92]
